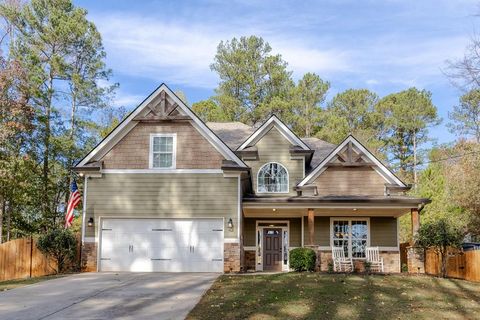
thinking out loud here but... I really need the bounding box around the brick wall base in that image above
[318,250,400,273]
[224,243,241,272]
[407,246,425,274]
[81,242,97,272]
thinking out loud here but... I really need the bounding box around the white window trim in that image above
[149,133,177,169]
[329,217,371,259]
[256,162,290,194]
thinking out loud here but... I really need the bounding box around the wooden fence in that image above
[425,248,480,282]
[0,235,81,282]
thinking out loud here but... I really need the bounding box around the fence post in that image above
[29,235,33,278]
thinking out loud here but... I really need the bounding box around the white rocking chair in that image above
[331,246,354,272]
[365,247,384,272]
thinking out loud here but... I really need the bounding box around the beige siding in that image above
[313,167,386,196]
[102,122,225,169]
[244,127,304,196]
[84,173,238,239]
[303,216,330,246]
[370,217,398,247]
[243,218,302,247]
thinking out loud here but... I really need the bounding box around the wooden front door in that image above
[263,228,282,271]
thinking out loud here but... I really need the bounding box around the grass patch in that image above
[187,273,480,320]
[0,274,66,291]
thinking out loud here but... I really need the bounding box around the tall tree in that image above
[191,99,229,122]
[316,89,383,153]
[290,73,329,137]
[211,36,293,124]
[0,0,114,230]
[376,88,440,184]
[448,89,480,142]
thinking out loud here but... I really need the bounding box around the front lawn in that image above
[187,273,480,320]
[0,274,65,291]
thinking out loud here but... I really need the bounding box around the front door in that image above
[263,228,282,271]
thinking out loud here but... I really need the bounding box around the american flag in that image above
[65,180,81,228]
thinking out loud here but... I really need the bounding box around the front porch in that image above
[241,197,426,273]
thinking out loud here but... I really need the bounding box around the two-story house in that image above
[74,84,430,273]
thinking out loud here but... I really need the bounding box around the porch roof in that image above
[242,195,431,208]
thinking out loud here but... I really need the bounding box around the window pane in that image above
[154,136,173,152]
[152,153,161,168]
[159,153,172,167]
[351,221,368,258]
[257,163,288,193]
[333,220,349,257]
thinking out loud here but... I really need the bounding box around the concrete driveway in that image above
[0,272,219,320]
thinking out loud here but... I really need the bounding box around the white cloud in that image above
[95,14,352,88]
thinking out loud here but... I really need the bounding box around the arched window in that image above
[257,162,289,193]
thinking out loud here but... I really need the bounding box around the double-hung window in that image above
[150,134,176,169]
[331,218,369,258]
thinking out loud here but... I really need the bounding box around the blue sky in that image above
[76,0,479,144]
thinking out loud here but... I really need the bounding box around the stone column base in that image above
[81,242,97,272]
[407,246,425,274]
[224,243,241,272]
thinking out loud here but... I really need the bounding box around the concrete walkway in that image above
[0,272,219,320]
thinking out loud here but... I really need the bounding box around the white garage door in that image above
[99,218,224,272]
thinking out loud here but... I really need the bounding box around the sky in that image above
[76,0,480,145]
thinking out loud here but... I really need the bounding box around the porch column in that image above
[411,208,420,243]
[308,208,315,246]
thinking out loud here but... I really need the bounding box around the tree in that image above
[448,89,480,142]
[444,35,480,91]
[211,36,293,124]
[290,73,329,137]
[445,140,480,238]
[316,89,383,153]
[37,228,77,273]
[376,88,440,184]
[191,99,229,122]
[415,219,463,278]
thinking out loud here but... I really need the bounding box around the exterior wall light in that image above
[227,218,234,230]
[87,217,94,227]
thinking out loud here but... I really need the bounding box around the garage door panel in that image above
[99,218,224,272]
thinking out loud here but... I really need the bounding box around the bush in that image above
[289,248,316,272]
[37,228,77,273]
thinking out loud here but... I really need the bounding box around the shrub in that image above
[289,248,316,272]
[37,228,77,273]
[364,261,372,273]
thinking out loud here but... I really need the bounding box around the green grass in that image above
[187,273,480,320]
[0,274,65,291]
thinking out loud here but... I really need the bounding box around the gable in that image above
[76,84,245,168]
[101,122,226,169]
[242,127,304,196]
[237,115,310,151]
[312,167,387,196]
[298,135,406,188]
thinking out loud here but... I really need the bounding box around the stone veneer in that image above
[407,246,425,274]
[224,243,241,272]
[244,250,256,271]
[81,242,97,272]
[318,250,400,273]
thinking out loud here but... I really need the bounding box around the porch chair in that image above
[331,246,354,272]
[365,247,384,272]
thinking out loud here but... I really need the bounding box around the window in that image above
[331,219,369,258]
[150,134,176,169]
[257,162,289,193]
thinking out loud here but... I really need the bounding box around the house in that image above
[74,83,430,273]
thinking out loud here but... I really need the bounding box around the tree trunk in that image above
[42,74,54,222]
[6,201,11,242]
[440,249,448,278]
[413,132,417,190]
